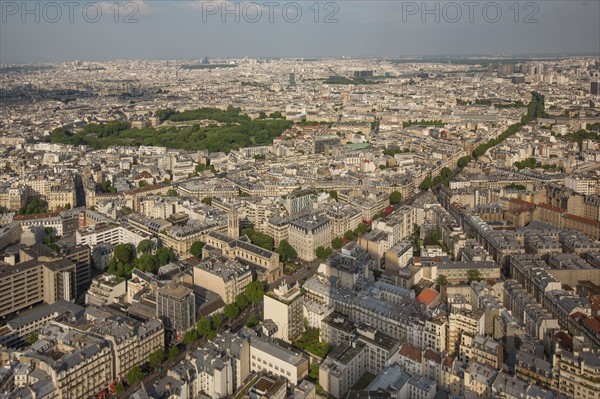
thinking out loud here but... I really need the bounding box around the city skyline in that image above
[1,0,599,64]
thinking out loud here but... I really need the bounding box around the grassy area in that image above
[350,372,376,391]
[48,107,292,153]
[292,327,331,359]
[233,375,259,399]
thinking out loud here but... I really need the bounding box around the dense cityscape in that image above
[0,53,600,399]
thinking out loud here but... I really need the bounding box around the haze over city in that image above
[1,0,599,63]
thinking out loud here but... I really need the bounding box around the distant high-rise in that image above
[354,70,374,78]
[289,72,296,86]
[156,284,195,335]
[203,57,209,65]
[592,80,599,95]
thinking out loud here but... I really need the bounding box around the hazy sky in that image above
[1,0,599,63]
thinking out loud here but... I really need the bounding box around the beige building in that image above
[319,342,367,399]
[19,324,114,399]
[288,215,332,261]
[204,231,282,283]
[459,334,504,368]
[250,335,308,384]
[193,257,252,304]
[158,224,222,257]
[565,176,598,196]
[14,308,164,398]
[264,282,304,343]
[85,273,127,307]
[447,309,484,353]
[556,350,600,399]
[47,187,76,211]
[0,247,77,319]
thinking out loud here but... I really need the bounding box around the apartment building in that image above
[459,334,504,368]
[320,342,368,399]
[321,313,401,375]
[0,300,84,348]
[249,335,308,385]
[0,248,77,318]
[85,273,126,307]
[63,308,165,378]
[76,222,150,248]
[47,187,76,211]
[156,284,196,334]
[447,309,485,353]
[326,204,363,239]
[19,324,114,399]
[555,350,600,399]
[193,257,252,304]
[288,215,332,261]
[264,282,304,343]
[565,176,598,196]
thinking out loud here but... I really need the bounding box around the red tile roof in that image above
[416,288,439,306]
[399,343,422,363]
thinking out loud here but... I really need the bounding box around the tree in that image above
[149,349,164,370]
[246,315,260,327]
[136,253,159,274]
[329,190,339,201]
[344,230,356,240]
[316,246,332,259]
[355,223,368,235]
[202,197,212,206]
[20,196,48,215]
[419,176,433,190]
[468,269,483,282]
[156,247,176,266]
[276,240,297,262]
[389,191,403,204]
[332,237,344,249]
[223,303,240,319]
[514,157,538,170]
[183,329,198,346]
[190,241,205,259]
[168,346,180,361]
[115,382,125,396]
[26,332,38,345]
[457,156,472,168]
[195,163,208,173]
[113,243,135,265]
[436,274,448,288]
[245,281,264,304]
[196,317,211,337]
[212,313,224,330]
[126,366,144,386]
[166,188,178,196]
[424,228,442,246]
[242,228,274,250]
[137,239,154,255]
[258,111,267,119]
[107,258,117,275]
[138,180,147,188]
[235,294,249,310]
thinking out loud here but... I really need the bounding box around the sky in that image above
[1,0,599,63]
